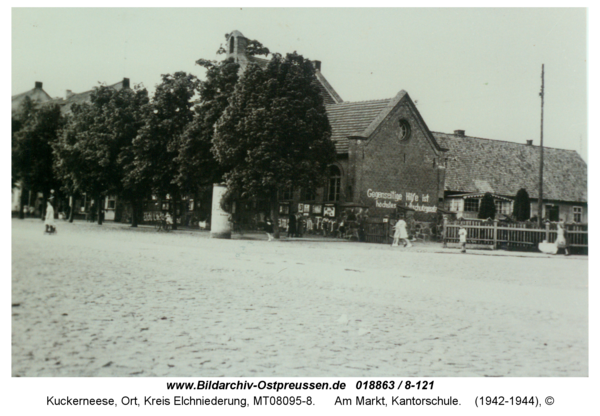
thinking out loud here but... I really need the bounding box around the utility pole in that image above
[537,64,544,227]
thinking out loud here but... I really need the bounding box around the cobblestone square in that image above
[12,219,588,377]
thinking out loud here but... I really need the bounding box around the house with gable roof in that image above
[225,30,448,222]
[433,131,587,223]
[226,30,588,224]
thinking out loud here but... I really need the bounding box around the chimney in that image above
[454,130,465,137]
[526,140,533,146]
[122,77,130,89]
[313,60,322,71]
[65,90,75,99]
[35,81,43,89]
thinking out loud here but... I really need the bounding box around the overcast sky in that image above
[12,8,587,160]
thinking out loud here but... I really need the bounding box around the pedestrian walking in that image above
[458,226,467,253]
[44,198,56,234]
[288,213,297,238]
[392,217,412,247]
[264,218,274,241]
[555,219,569,256]
[306,216,314,235]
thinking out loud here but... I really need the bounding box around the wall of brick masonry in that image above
[350,98,445,221]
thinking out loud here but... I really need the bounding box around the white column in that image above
[210,183,231,239]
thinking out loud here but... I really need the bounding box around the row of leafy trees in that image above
[476,188,531,220]
[12,38,336,238]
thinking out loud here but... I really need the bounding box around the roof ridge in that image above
[432,131,581,153]
[326,98,392,107]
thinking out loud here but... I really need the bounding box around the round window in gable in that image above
[398,119,411,141]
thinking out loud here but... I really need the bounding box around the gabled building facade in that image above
[226,29,587,226]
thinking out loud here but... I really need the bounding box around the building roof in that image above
[12,82,54,113]
[48,78,130,114]
[315,71,343,105]
[433,132,587,203]
[326,98,392,152]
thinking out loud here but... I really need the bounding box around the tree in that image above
[12,99,64,220]
[175,58,241,196]
[213,52,336,238]
[55,85,150,225]
[12,97,37,218]
[512,188,531,221]
[131,72,200,230]
[478,192,497,220]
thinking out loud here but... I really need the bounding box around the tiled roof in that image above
[247,55,269,69]
[325,99,392,152]
[50,79,129,114]
[315,71,343,105]
[433,132,587,203]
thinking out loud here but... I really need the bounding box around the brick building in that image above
[223,30,588,225]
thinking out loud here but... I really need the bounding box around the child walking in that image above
[392,218,412,248]
[458,226,467,253]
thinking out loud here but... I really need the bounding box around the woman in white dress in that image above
[44,199,56,234]
[555,220,569,256]
[392,218,412,247]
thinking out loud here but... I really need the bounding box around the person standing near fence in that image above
[458,226,467,253]
[555,219,569,256]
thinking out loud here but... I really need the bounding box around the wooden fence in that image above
[443,219,587,251]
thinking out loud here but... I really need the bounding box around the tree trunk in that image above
[41,193,47,222]
[171,193,179,231]
[18,186,26,219]
[97,195,103,225]
[270,190,280,239]
[131,199,138,227]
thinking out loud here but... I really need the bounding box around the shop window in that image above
[327,166,341,202]
[464,198,479,212]
[573,206,582,223]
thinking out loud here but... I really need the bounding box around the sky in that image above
[12,8,588,160]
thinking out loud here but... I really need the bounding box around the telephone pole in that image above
[537,64,544,227]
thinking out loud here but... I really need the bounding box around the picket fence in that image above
[443,219,588,251]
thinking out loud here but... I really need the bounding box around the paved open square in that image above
[12,219,587,377]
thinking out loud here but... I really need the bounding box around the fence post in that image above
[493,220,498,250]
[545,222,550,242]
[442,216,447,248]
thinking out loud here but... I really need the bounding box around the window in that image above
[464,198,479,212]
[494,200,511,215]
[106,196,116,210]
[301,187,316,201]
[327,166,341,202]
[229,36,234,54]
[280,186,294,201]
[573,206,582,223]
[398,119,411,141]
[448,199,460,212]
[545,204,559,222]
